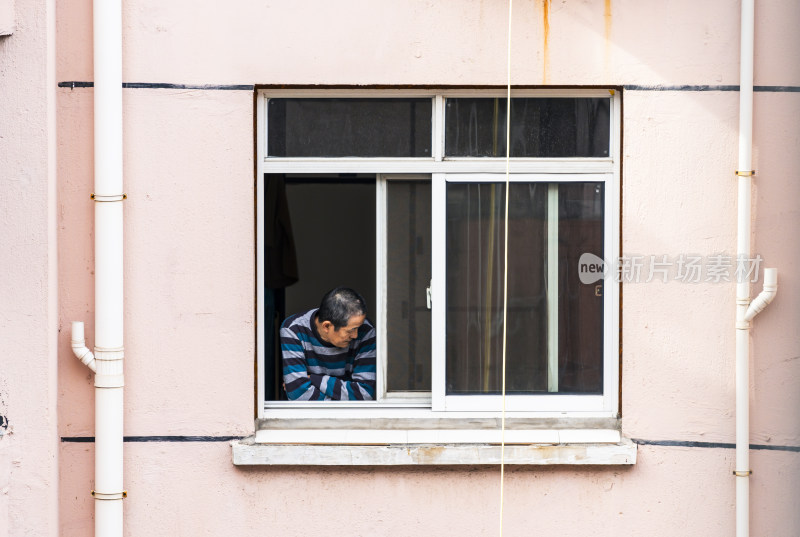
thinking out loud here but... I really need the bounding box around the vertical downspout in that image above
[93,0,125,532]
[735,2,778,536]
[734,2,755,535]
[72,0,126,535]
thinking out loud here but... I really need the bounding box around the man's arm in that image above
[312,325,376,400]
[281,324,328,401]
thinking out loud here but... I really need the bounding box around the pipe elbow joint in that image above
[72,343,97,372]
[744,268,778,322]
[71,321,97,372]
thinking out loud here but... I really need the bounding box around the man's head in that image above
[315,287,367,348]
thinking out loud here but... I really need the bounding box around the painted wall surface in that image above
[49,0,800,536]
[0,0,59,536]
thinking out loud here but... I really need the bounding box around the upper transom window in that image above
[267,98,433,158]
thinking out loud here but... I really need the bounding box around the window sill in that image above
[231,431,636,466]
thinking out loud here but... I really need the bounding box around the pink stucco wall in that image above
[0,0,60,536]
[2,0,796,536]
[58,87,255,439]
[58,441,800,537]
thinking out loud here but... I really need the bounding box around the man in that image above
[281,287,376,400]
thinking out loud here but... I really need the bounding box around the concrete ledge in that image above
[232,437,637,466]
[253,428,621,444]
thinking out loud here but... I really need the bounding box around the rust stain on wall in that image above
[411,445,448,464]
[542,0,551,83]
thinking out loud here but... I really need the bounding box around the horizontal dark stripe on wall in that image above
[633,438,800,453]
[58,82,254,91]
[625,84,800,92]
[62,435,245,443]
[61,435,800,452]
[58,82,800,93]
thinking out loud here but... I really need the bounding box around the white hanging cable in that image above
[499,0,512,535]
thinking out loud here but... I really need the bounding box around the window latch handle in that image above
[426,283,432,310]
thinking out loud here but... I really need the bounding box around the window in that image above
[268,98,431,157]
[256,89,620,419]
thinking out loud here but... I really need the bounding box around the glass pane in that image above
[444,98,610,158]
[558,183,604,393]
[386,181,432,392]
[445,181,604,395]
[268,98,432,157]
[446,183,548,394]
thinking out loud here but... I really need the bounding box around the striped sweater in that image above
[281,309,376,401]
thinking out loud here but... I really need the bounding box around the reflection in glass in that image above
[445,182,604,395]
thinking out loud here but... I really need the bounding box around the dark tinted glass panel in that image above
[268,98,432,157]
[386,181,432,392]
[445,98,610,157]
[558,183,603,394]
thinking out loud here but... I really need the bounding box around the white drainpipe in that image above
[735,1,777,536]
[71,0,125,535]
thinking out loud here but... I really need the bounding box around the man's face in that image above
[320,314,366,348]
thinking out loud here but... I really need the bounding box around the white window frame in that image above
[376,173,434,404]
[431,172,618,414]
[256,88,621,421]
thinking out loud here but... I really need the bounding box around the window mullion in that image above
[431,173,447,411]
[376,175,388,401]
[256,94,266,419]
[433,96,444,162]
[547,183,559,392]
